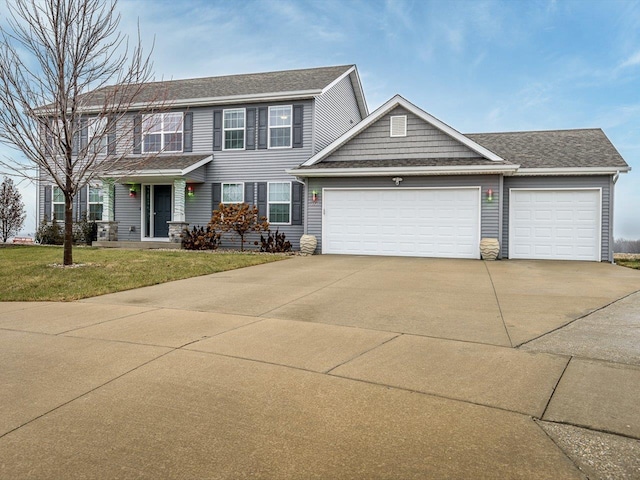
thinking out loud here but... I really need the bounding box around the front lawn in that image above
[0,246,287,301]
[614,253,640,270]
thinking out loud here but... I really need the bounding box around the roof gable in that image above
[302,95,505,167]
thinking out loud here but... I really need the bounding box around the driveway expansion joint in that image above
[541,356,572,420]
[323,333,403,374]
[483,261,513,347]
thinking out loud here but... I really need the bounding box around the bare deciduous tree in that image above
[210,203,270,251]
[0,176,26,242]
[0,0,159,264]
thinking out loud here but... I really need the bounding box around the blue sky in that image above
[4,0,640,238]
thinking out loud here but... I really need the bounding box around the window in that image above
[390,115,407,137]
[222,183,244,203]
[52,186,64,220]
[142,112,183,153]
[88,117,108,154]
[88,186,103,221]
[268,106,292,148]
[223,109,245,150]
[268,182,291,224]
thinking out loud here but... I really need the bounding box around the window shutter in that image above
[257,182,267,219]
[133,114,142,154]
[244,182,255,206]
[257,107,268,149]
[246,108,256,150]
[213,110,222,151]
[183,111,193,152]
[79,118,88,151]
[107,117,116,155]
[212,183,221,212]
[79,186,88,220]
[43,186,52,220]
[291,182,303,225]
[292,105,303,148]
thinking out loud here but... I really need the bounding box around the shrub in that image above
[259,229,292,253]
[74,213,97,245]
[35,216,63,245]
[182,225,221,250]
[210,203,269,251]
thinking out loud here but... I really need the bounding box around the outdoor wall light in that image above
[312,189,319,203]
[487,188,494,202]
[129,185,137,197]
[187,185,195,197]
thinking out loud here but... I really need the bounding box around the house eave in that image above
[513,166,631,176]
[287,164,520,177]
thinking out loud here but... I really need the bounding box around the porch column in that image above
[97,179,117,241]
[168,178,188,243]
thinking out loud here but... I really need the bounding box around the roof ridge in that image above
[465,128,602,135]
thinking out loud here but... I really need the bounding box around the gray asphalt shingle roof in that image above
[83,65,354,106]
[102,154,210,173]
[466,128,628,169]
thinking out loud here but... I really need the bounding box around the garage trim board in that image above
[508,188,602,261]
[322,187,482,259]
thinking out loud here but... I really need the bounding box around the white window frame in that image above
[268,105,293,149]
[221,182,245,204]
[390,115,407,137]
[87,184,104,221]
[88,117,108,154]
[267,181,292,225]
[222,108,246,151]
[142,112,184,153]
[52,186,64,221]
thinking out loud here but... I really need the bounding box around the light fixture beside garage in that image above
[392,177,403,186]
[486,188,494,202]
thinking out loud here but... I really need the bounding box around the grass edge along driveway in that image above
[0,246,287,302]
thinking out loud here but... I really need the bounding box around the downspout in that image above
[610,171,619,264]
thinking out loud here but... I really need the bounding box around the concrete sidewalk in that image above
[1,256,640,478]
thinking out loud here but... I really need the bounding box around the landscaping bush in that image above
[210,203,269,251]
[35,216,63,245]
[182,225,221,250]
[259,229,292,253]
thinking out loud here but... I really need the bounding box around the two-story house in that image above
[38,65,367,249]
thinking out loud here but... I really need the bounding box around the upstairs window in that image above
[222,183,244,203]
[88,186,103,221]
[268,182,291,224]
[88,117,108,154]
[52,186,64,220]
[142,112,183,153]
[268,106,292,148]
[223,109,245,150]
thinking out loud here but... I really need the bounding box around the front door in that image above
[153,185,172,238]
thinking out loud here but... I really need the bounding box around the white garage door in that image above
[509,189,601,261]
[322,188,480,258]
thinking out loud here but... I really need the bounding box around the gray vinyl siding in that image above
[313,73,362,153]
[114,183,141,241]
[307,175,500,254]
[502,175,613,262]
[324,107,478,162]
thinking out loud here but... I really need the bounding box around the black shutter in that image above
[244,182,255,205]
[107,116,116,155]
[133,114,142,154]
[79,118,88,151]
[213,110,222,151]
[257,182,267,219]
[212,183,221,212]
[43,186,52,220]
[246,108,256,150]
[79,186,88,220]
[257,107,268,149]
[183,111,193,152]
[292,105,303,148]
[291,182,303,225]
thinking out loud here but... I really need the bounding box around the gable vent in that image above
[390,115,407,137]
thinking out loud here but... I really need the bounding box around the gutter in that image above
[287,164,520,177]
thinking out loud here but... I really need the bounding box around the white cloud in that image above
[619,50,640,69]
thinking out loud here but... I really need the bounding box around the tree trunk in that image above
[64,194,73,265]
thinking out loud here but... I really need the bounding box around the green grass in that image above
[615,259,640,270]
[0,246,287,302]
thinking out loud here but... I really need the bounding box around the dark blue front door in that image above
[153,185,172,238]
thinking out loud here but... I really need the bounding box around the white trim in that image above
[321,66,356,94]
[508,187,602,261]
[321,186,482,258]
[301,95,505,167]
[105,155,213,179]
[222,108,246,151]
[141,112,184,154]
[288,164,519,177]
[267,181,292,225]
[513,166,631,176]
[390,115,407,137]
[268,105,293,149]
[221,182,245,204]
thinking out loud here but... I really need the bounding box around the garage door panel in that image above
[510,189,600,261]
[324,188,480,259]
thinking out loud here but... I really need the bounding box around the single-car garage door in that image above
[322,188,480,258]
[509,189,601,261]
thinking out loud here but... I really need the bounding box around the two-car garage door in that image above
[322,188,480,258]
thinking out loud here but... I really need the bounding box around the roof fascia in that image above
[319,65,369,118]
[287,164,520,177]
[181,155,213,175]
[514,166,631,176]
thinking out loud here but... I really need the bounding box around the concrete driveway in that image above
[1,256,640,479]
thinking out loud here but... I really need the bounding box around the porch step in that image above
[93,241,181,250]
